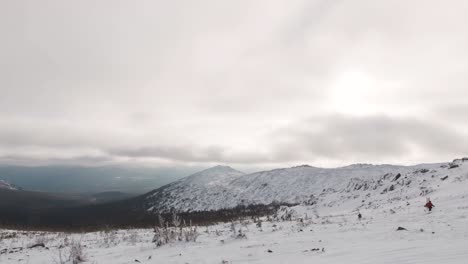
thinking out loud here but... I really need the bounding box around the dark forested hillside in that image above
[0,188,283,231]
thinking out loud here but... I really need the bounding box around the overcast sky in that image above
[1,0,468,169]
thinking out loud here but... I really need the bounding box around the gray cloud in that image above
[108,145,279,164]
[270,114,468,165]
[107,114,468,166]
[1,0,468,167]
[109,145,225,163]
[0,154,112,166]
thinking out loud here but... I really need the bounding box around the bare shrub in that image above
[125,230,139,245]
[52,239,86,264]
[52,246,67,264]
[152,213,199,247]
[69,240,86,264]
[236,229,246,239]
[230,222,236,237]
[230,222,246,239]
[102,230,118,247]
[256,220,263,231]
[158,214,165,227]
[172,211,181,227]
[184,226,199,242]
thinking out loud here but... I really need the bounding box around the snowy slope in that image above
[146,165,245,212]
[0,180,17,190]
[145,159,468,213]
[2,158,468,263]
[2,167,468,263]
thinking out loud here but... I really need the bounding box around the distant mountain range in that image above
[1,158,467,229]
[0,165,199,193]
[0,179,18,190]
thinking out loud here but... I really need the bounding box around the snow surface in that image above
[146,165,246,212]
[1,159,468,263]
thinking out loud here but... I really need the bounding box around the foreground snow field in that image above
[1,160,468,263]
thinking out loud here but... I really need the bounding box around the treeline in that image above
[0,196,291,231]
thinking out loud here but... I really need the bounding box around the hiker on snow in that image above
[425,198,434,212]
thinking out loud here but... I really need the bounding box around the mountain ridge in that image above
[143,158,468,213]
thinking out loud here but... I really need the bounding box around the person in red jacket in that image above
[425,198,434,212]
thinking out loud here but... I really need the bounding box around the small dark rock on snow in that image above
[28,243,46,249]
[396,227,407,231]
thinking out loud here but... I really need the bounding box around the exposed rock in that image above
[28,243,46,249]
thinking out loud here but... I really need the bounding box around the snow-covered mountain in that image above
[144,159,468,213]
[146,165,245,212]
[0,179,18,190]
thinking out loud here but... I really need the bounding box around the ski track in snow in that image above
[1,160,468,263]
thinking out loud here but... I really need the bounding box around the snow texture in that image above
[2,159,468,263]
[145,160,468,213]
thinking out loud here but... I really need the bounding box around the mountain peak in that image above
[177,165,245,187]
[339,163,375,169]
[202,165,241,173]
[291,164,316,169]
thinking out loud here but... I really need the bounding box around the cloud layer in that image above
[1,0,468,167]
